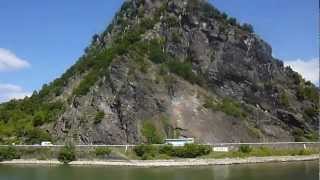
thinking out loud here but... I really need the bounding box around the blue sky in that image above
[0,0,318,102]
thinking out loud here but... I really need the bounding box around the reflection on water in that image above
[0,161,318,180]
[212,165,231,179]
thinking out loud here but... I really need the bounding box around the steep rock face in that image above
[0,0,318,144]
[53,0,317,144]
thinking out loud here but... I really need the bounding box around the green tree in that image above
[33,111,47,126]
[142,121,164,144]
[149,40,166,64]
[239,145,252,154]
[58,144,76,164]
[242,23,254,33]
[0,146,20,161]
[228,17,237,25]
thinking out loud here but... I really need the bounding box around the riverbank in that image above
[0,155,318,167]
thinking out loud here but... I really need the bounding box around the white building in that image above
[164,138,194,147]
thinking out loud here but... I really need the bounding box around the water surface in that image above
[0,161,318,180]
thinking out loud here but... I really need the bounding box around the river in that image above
[0,161,318,180]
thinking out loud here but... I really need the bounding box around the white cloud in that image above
[284,58,319,84]
[0,48,30,71]
[0,84,31,103]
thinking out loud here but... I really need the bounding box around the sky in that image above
[0,0,318,102]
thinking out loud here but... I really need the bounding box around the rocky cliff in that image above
[0,0,318,145]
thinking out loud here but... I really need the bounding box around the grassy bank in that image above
[130,144,319,160]
[203,146,319,159]
[0,144,319,164]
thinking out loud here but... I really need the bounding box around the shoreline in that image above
[0,155,318,167]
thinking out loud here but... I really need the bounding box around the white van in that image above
[41,141,53,146]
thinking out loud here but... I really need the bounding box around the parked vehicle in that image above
[41,141,53,146]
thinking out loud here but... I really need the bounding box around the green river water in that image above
[0,161,318,180]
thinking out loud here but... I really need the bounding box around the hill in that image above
[0,0,318,145]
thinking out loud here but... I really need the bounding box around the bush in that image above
[0,146,20,161]
[58,144,76,164]
[159,144,211,158]
[94,111,105,124]
[95,147,111,157]
[142,121,164,144]
[279,91,290,107]
[159,145,175,156]
[33,111,47,126]
[134,144,211,159]
[204,98,247,119]
[218,98,247,119]
[239,145,252,154]
[173,144,211,158]
[227,17,237,26]
[242,23,254,33]
[167,61,199,84]
[133,144,156,158]
[149,40,166,64]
